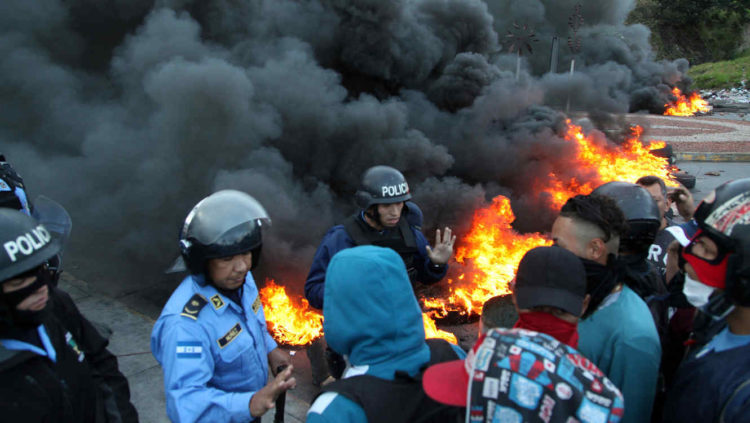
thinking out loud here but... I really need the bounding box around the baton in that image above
[274,364,288,423]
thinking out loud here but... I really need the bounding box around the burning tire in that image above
[671,170,696,189]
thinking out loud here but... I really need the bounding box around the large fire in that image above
[664,87,711,116]
[260,119,677,347]
[542,121,678,209]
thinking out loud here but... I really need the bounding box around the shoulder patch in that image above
[252,295,262,314]
[176,341,203,359]
[217,323,242,348]
[180,294,208,320]
[210,294,225,310]
[0,178,10,191]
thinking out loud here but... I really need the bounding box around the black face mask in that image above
[1,266,52,329]
[617,253,659,299]
[579,254,620,319]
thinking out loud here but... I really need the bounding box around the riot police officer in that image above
[150,190,295,422]
[304,165,455,310]
[0,209,139,422]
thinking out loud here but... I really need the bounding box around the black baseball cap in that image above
[514,246,587,316]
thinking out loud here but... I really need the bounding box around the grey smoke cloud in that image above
[0,0,691,303]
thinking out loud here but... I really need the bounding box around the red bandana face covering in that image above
[681,230,730,289]
[513,311,579,348]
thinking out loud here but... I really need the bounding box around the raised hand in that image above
[426,227,456,265]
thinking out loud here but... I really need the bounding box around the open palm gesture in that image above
[426,227,456,265]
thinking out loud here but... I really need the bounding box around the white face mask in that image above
[683,274,716,308]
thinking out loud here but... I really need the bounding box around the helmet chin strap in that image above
[364,207,382,229]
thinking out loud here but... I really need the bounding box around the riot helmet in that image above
[592,181,660,254]
[355,166,412,210]
[684,178,750,305]
[0,208,60,283]
[179,190,270,278]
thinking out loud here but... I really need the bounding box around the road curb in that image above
[675,152,750,162]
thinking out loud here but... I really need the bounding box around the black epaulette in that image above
[180,294,208,320]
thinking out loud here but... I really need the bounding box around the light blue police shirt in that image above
[151,272,277,423]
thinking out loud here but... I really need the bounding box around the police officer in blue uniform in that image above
[304,165,455,310]
[151,190,295,422]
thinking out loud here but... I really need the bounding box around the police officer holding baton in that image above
[151,190,295,422]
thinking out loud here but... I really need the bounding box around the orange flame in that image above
[423,312,458,343]
[542,120,677,209]
[664,87,711,116]
[263,119,679,347]
[420,119,676,320]
[259,279,323,346]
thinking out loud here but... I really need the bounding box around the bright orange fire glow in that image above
[664,87,711,116]
[259,279,323,346]
[437,196,551,316]
[262,119,678,347]
[542,120,677,209]
[423,312,458,344]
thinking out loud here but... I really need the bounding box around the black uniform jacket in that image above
[0,288,138,422]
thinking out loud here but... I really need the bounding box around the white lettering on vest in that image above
[648,244,661,262]
[3,225,51,262]
[381,182,409,197]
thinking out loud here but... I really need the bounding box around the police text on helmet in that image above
[382,183,409,197]
[3,225,51,262]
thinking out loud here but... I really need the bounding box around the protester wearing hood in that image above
[662,178,750,423]
[306,245,465,423]
[552,193,661,423]
[422,326,625,423]
[304,165,455,310]
[151,190,295,422]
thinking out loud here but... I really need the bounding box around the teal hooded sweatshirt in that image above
[306,245,464,422]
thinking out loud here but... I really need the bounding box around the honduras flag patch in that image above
[176,341,203,359]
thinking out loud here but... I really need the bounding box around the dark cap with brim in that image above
[514,246,586,316]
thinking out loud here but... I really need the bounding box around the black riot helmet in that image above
[179,190,270,278]
[691,178,750,305]
[592,181,660,254]
[0,209,60,283]
[355,166,412,210]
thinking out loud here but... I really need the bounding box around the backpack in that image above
[319,338,463,423]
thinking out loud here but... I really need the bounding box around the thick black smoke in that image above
[0,0,691,307]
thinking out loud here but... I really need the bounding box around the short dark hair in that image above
[636,175,667,198]
[559,194,628,243]
[480,295,517,330]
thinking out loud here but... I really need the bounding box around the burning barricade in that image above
[259,119,677,348]
[664,87,712,116]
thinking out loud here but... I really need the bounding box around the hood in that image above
[323,245,429,378]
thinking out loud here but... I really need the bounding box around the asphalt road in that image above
[676,161,750,202]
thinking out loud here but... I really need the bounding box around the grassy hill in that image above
[688,52,750,89]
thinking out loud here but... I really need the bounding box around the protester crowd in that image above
[1,156,749,423]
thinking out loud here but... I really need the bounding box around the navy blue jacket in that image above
[663,329,750,423]
[304,214,447,310]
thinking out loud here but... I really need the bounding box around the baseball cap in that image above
[514,246,587,316]
[422,327,624,423]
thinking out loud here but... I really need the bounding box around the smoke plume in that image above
[0,0,690,308]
